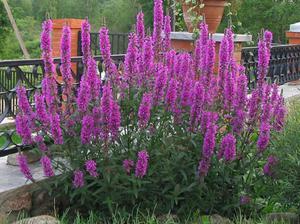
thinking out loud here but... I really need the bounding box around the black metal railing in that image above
[242,44,300,89]
[0,54,125,157]
[78,32,129,56]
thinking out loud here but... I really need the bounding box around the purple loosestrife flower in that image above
[179,53,192,81]
[257,122,271,152]
[232,109,245,134]
[123,159,134,174]
[218,36,229,91]
[77,76,91,113]
[234,73,248,109]
[261,84,272,124]
[81,19,91,64]
[50,113,63,145]
[226,28,234,58]
[273,95,286,132]
[73,170,84,188]
[100,84,113,142]
[257,39,268,90]
[165,50,176,78]
[224,69,236,111]
[135,150,149,178]
[17,154,33,180]
[141,36,154,75]
[16,115,32,145]
[109,100,121,139]
[138,93,152,128]
[165,78,178,111]
[264,30,273,60]
[200,111,218,134]
[219,133,237,162]
[163,15,171,51]
[60,25,73,95]
[81,115,94,144]
[153,64,167,104]
[99,27,118,78]
[85,160,98,177]
[34,92,49,125]
[17,86,34,118]
[202,119,218,160]
[42,75,59,114]
[248,89,260,125]
[87,58,101,100]
[41,20,55,76]
[190,82,205,130]
[124,33,138,84]
[153,0,164,56]
[34,135,48,152]
[270,84,279,105]
[40,155,54,177]
[198,22,208,76]
[180,78,193,108]
[204,39,215,87]
[136,12,145,49]
[263,155,278,177]
[198,158,211,177]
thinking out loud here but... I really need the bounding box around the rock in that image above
[266,212,299,224]
[0,184,32,222]
[7,151,40,166]
[31,189,55,217]
[12,215,59,224]
[157,214,178,223]
[210,214,233,224]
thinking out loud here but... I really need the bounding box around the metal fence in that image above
[78,32,129,56]
[0,55,125,157]
[242,44,300,89]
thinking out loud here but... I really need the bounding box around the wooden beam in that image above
[2,0,30,59]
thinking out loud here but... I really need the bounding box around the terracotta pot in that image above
[181,0,226,33]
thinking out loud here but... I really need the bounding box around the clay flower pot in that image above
[181,0,227,33]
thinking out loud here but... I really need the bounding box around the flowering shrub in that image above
[15,0,286,217]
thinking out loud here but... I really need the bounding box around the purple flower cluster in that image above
[153,0,163,58]
[218,133,237,162]
[60,25,72,95]
[153,64,167,104]
[136,12,145,49]
[40,155,54,177]
[50,113,63,145]
[34,135,48,152]
[41,20,55,75]
[123,159,134,174]
[99,27,118,78]
[81,19,91,64]
[138,93,152,128]
[34,92,49,125]
[16,115,32,145]
[135,150,149,178]
[165,78,178,111]
[73,170,84,188]
[263,155,278,177]
[81,115,94,144]
[85,160,98,177]
[77,76,91,113]
[17,154,33,180]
